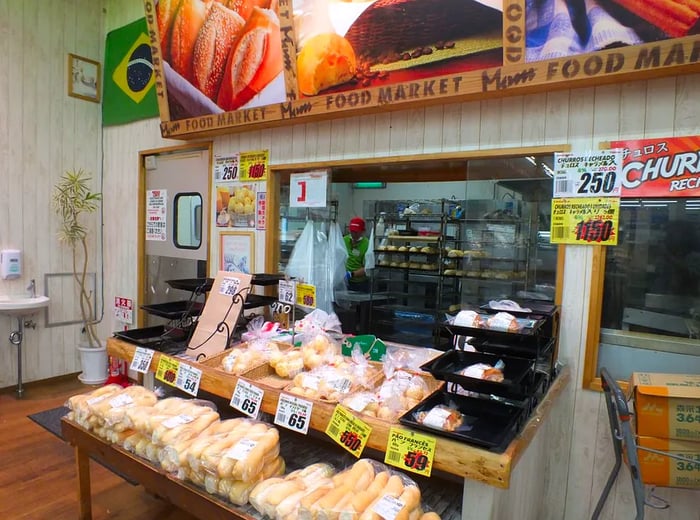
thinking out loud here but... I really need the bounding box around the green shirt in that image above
[344,235,369,282]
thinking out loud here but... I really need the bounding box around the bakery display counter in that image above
[108,337,570,489]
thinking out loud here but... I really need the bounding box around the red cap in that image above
[349,217,366,232]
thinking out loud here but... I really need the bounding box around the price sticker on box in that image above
[278,279,296,305]
[384,427,437,477]
[326,405,372,457]
[130,347,154,374]
[155,356,180,387]
[176,363,202,396]
[230,379,264,417]
[296,283,316,308]
[274,394,313,435]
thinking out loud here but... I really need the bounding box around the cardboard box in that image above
[637,436,700,488]
[631,372,700,441]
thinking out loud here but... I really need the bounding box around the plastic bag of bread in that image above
[373,370,429,421]
[249,462,336,519]
[301,333,342,371]
[65,384,124,430]
[485,312,520,332]
[222,318,285,374]
[341,391,380,417]
[218,455,286,505]
[459,359,505,382]
[414,403,464,432]
[97,385,159,431]
[151,407,220,447]
[269,348,305,379]
[451,310,484,328]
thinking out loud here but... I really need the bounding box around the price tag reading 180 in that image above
[274,393,313,435]
[175,363,202,396]
[155,356,180,387]
[296,283,316,309]
[326,405,372,457]
[130,347,154,374]
[230,379,264,418]
[384,427,437,477]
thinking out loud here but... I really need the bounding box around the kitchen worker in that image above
[344,216,370,292]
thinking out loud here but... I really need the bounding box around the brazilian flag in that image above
[103,18,159,126]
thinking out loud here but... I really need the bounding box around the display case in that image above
[368,199,556,348]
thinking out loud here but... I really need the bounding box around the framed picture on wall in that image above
[219,231,254,274]
[68,53,101,103]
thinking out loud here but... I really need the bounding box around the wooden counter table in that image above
[107,338,570,490]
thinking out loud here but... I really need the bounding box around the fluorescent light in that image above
[352,182,386,189]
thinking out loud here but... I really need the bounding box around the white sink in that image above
[0,295,50,317]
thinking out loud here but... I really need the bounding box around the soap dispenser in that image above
[1,249,21,279]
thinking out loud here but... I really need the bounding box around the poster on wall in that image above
[152,0,286,120]
[611,136,700,198]
[256,191,267,230]
[216,182,257,227]
[146,189,168,241]
[219,231,255,273]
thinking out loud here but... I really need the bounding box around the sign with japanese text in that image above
[384,427,437,477]
[295,283,316,308]
[290,171,328,208]
[550,197,620,246]
[553,151,622,198]
[611,136,700,198]
[256,191,267,230]
[146,189,167,241]
[325,405,372,457]
[114,296,133,324]
[240,150,269,182]
[214,154,239,182]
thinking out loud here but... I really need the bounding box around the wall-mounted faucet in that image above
[26,279,36,298]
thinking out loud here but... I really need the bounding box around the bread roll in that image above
[169,0,209,83]
[297,33,357,96]
[192,2,246,99]
[156,0,181,61]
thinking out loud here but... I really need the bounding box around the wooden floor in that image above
[0,376,198,519]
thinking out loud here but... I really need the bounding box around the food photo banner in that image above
[611,135,700,198]
[143,0,700,139]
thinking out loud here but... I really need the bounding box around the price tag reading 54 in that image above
[325,405,372,457]
[274,393,313,435]
[384,427,437,477]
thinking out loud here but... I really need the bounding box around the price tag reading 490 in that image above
[230,379,264,418]
[325,405,372,457]
[155,356,180,386]
[274,393,313,435]
[384,427,437,477]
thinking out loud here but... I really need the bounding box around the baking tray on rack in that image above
[140,300,204,320]
[479,300,557,318]
[244,294,277,309]
[166,278,213,292]
[399,390,526,451]
[473,336,555,360]
[420,350,534,398]
[444,314,545,338]
[113,325,190,351]
[251,273,286,286]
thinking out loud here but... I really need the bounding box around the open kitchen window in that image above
[584,198,700,389]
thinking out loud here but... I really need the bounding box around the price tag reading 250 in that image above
[326,405,372,457]
[274,394,313,435]
[384,427,437,477]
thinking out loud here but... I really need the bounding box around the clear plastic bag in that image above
[487,299,532,313]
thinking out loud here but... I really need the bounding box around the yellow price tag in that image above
[155,356,180,387]
[550,197,619,245]
[296,283,316,308]
[384,427,436,477]
[325,405,372,457]
[239,150,269,181]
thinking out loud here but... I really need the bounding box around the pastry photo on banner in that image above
[292,0,504,97]
[525,0,700,62]
[155,0,286,120]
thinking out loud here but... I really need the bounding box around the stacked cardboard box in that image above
[630,372,700,488]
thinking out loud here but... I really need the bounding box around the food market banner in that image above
[611,136,700,198]
[142,0,700,139]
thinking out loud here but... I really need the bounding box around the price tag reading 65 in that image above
[274,393,313,435]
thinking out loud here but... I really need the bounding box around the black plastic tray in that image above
[140,300,204,319]
[479,300,558,318]
[251,273,286,286]
[166,278,213,292]
[473,336,555,360]
[244,294,277,309]
[444,314,545,339]
[399,391,525,451]
[113,325,190,351]
[421,350,534,398]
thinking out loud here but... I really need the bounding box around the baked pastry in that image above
[218,7,282,111]
[398,245,408,252]
[156,0,181,61]
[192,2,246,100]
[297,33,357,96]
[416,404,463,432]
[170,0,209,83]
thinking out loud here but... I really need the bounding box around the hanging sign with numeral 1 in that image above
[289,170,328,208]
[550,197,620,246]
[230,379,264,418]
[214,154,240,181]
[130,347,154,374]
[553,150,622,198]
[384,427,437,477]
[274,394,313,435]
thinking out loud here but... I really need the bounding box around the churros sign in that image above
[611,136,700,198]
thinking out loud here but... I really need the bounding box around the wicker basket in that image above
[198,340,292,376]
[282,361,386,404]
[241,362,296,390]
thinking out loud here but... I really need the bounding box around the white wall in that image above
[2,0,698,517]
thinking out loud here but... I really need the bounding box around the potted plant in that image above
[52,169,106,384]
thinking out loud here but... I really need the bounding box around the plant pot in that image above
[77,343,108,385]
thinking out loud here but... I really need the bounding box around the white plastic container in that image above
[0,249,21,279]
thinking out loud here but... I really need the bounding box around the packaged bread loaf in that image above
[65,384,125,430]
